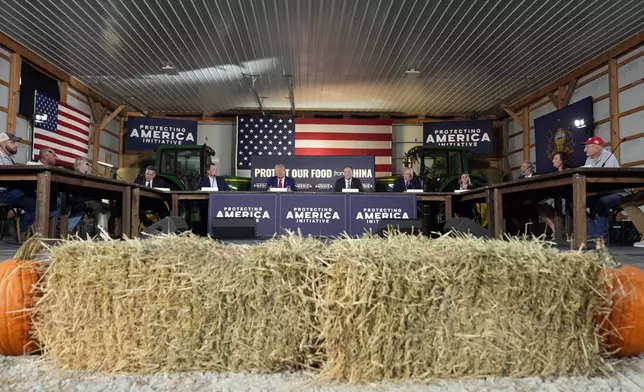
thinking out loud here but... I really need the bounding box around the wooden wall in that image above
[505,35,644,178]
[0,39,122,174]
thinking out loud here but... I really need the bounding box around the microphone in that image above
[600,137,627,168]
[106,167,127,182]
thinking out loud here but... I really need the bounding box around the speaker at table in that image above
[444,217,490,238]
[211,218,256,239]
[378,219,424,236]
[142,216,189,236]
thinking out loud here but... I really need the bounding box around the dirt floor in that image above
[0,355,643,392]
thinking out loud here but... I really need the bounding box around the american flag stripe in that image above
[293,118,393,176]
[33,91,90,168]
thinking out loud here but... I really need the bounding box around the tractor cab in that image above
[405,146,487,192]
[155,145,215,191]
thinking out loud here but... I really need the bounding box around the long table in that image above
[0,166,133,237]
[486,168,644,248]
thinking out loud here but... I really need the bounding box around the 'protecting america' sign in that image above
[423,120,495,155]
[127,116,198,150]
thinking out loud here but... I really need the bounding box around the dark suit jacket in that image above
[266,176,297,191]
[392,177,422,192]
[197,176,230,191]
[334,177,364,192]
[134,175,166,188]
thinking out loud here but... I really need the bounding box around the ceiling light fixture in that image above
[161,64,178,75]
[405,68,420,75]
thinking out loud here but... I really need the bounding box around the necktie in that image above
[146,181,151,188]
[346,179,350,189]
[211,178,214,187]
[405,181,409,189]
[279,179,283,188]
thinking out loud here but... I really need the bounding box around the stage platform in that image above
[1,238,642,270]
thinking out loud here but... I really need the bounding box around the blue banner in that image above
[207,193,417,237]
[534,96,594,173]
[279,194,348,236]
[348,194,418,236]
[127,116,198,150]
[208,193,278,236]
[251,156,376,192]
[423,120,495,155]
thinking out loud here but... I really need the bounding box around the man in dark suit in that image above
[266,164,297,191]
[517,160,536,179]
[197,163,229,191]
[134,166,166,188]
[334,165,365,192]
[393,167,422,192]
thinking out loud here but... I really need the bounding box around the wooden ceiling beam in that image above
[547,92,560,109]
[560,78,578,107]
[508,31,644,111]
[501,106,523,128]
[99,104,126,130]
[0,31,119,111]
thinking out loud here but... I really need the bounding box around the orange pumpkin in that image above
[0,237,43,355]
[600,265,644,357]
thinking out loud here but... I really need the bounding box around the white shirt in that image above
[345,178,352,189]
[584,148,620,168]
[145,181,152,188]
[208,176,219,190]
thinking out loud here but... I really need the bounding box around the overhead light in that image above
[574,118,588,128]
[34,114,47,123]
[97,161,114,168]
[161,64,178,75]
[405,68,421,75]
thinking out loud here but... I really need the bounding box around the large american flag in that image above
[235,117,392,177]
[32,91,90,167]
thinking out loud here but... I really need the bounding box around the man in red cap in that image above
[581,136,624,241]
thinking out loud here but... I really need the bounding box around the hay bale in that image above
[317,234,614,382]
[33,233,327,373]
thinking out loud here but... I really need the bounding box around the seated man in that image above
[198,163,229,191]
[392,167,422,192]
[581,136,625,240]
[266,164,296,191]
[334,166,365,192]
[134,166,166,188]
[517,160,537,179]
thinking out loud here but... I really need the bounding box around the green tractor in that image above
[133,144,251,191]
[376,146,501,192]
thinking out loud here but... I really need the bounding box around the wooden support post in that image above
[119,117,126,168]
[121,186,131,238]
[557,85,566,108]
[91,101,104,172]
[131,188,140,237]
[502,106,522,125]
[99,104,125,131]
[547,92,560,109]
[485,189,495,236]
[522,106,530,161]
[561,78,577,107]
[572,174,587,249]
[35,172,51,237]
[493,188,502,238]
[444,196,452,220]
[609,58,620,162]
[7,53,20,134]
[172,194,179,216]
[554,194,565,242]
[59,82,68,104]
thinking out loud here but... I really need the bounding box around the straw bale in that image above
[317,233,615,382]
[33,233,327,373]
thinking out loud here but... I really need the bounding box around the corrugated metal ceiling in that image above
[1,0,643,116]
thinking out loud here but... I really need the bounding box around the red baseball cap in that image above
[581,136,605,145]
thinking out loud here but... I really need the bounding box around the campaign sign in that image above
[127,116,198,150]
[348,194,417,236]
[279,194,348,236]
[208,193,278,236]
[251,156,376,192]
[423,120,495,155]
[534,96,594,173]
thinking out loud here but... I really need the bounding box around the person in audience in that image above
[38,147,57,166]
[334,166,365,192]
[67,157,112,231]
[0,132,36,239]
[619,191,644,248]
[518,160,536,179]
[266,164,296,191]
[454,173,477,219]
[393,167,422,192]
[134,166,166,188]
[197,163,229,191]
[538,151,572,238]
[581,136,625,240]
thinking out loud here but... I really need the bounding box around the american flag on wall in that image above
[32,90,90,168]
[235,117,392,177]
